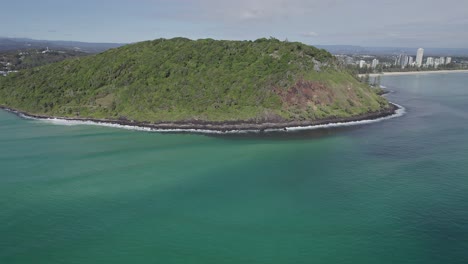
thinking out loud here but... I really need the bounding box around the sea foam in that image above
[14,103,406,134]
[278,103,405,132]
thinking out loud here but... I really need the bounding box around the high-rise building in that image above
[398,53,409,68]
[446,57,452,64]
[404,55,410,67]
[371,58,379,68]
[416,48,424,67]
[426,57,434,67]
[408,56,414,66]
[439,57,445,65]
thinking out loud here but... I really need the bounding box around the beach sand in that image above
[359,69,468,78]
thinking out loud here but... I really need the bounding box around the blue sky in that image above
[2,0,468,48]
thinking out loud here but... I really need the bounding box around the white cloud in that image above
[301,31,319,37]
[239,9,264,20]
[202,0,291,21]
[144,0,468,47]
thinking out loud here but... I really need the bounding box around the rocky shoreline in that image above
[1,104,400,133]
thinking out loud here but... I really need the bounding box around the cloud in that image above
[129,0,468,47]
[200,0,291,21]
[239,9,264,20]
[301,31,319,37]
[150,0,321,22]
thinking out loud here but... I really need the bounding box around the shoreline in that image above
[359,69,468,78]
[1,104,402,133]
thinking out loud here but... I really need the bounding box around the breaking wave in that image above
[7,103,406,134]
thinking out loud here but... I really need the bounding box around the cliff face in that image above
[0,38,390,124]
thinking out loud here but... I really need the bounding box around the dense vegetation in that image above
[0,38,390,123]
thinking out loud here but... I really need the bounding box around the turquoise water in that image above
[1,73,468,263]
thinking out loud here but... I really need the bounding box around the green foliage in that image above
[0,38,388,122]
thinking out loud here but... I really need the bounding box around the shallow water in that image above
[1,73,468,263]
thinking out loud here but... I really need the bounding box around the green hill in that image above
[0,38,391,126]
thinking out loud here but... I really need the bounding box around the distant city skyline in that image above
[2,0,468,48]
[355,47,454,69]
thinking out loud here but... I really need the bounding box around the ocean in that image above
[1,73,468,263]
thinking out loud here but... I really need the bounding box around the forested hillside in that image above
[0,38,390,123]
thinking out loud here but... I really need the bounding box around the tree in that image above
[372,75,381,87]
[363,74,370,84]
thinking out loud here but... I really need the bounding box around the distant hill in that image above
[317,45,468,57]
[0,38,391,129]
[0,37,125,53]
[0,49,88,71]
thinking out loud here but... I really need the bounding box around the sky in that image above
[2,0,468,48]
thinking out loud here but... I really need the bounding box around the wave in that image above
[9,103,406,134]
[278,103,406,132]
[39,117,260,134]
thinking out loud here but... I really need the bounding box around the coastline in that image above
[359,69,468,78]
[0,104,402,133]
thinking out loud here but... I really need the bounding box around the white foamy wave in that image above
[41,118,259,134]
[19,103,405,134]
[278,103,406,132]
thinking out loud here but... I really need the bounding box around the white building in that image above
[371,58,379,68]
[359,60,366,68]
[408,56,414,66]
[397,54,409,68]
[439,57,445,65]
[446,57,452,64]
[416,48,424,67]
[403,55,409,68]
[42,47,51,54]
[426,57,434,67]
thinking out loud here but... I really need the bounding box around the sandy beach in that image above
[359,69,468,78]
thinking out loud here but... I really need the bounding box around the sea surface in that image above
[1,73,468,264]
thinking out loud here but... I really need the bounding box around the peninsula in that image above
[0,38,395,131]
